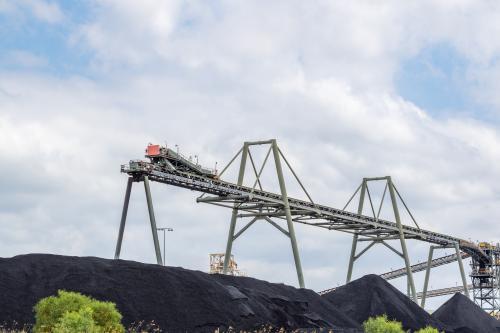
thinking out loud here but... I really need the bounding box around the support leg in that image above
[272,140,305,288]
[421,246,434,308]
[455,243,470,299]
[223,143,249,273]
[115,177,133,259]
[144,176,163,265]
[346,180,367,283]
[346,234,359,283]
[223,209,239,273]
[388,177,417,302]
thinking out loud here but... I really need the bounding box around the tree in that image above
[34,290,124,333]
[363,315,404,333]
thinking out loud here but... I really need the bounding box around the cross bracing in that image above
[119,155,486,262]
[380,252,470,281]
[115,139,497,312]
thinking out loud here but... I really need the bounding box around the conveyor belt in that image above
[417,285,471,299]
[122,161,488,264]
[381,252,470,280]
[318,252,470,295]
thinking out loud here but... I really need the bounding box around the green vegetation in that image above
[363,315,404,333]
[363,315,441,333]
[34,290,124,333]
[415,327,439,333]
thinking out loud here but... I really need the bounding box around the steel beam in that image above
[246,139,274,146]
[223,143,249,273]
[264,217,291,237]
[346,180,366,283]
[115,177,133,259]
[233,217,258,240]
[388,176,417,302]
[346,233,359,283]
[354,241,377,260]
[144,176,163,265]
[364,176,390,181]
[455,242,470,299]
[197,194,250,203]
[272,139,305,288]
[421,246,434,308]
[237,210,313,218]
[380,240,404,258]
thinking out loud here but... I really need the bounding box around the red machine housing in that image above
[146,144,161,157]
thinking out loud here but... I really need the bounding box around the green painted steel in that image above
[115,177,133,260]
[388,176,417,302]
[144,176,163,265]
[222,143,249,274]
[272,139,305,288]
[421,246,434,308]
[455,243,470,299]
[118,140,497,307]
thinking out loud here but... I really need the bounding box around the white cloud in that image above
[15,0,64,23]
[0,0,64,26]
[2,50,48,68]
[4,1,500,311]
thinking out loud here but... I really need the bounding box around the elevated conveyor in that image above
[380,252,470,280]
[417,285,471,299]
[318,252,470,295]
[121,160,487,262]
[115,140,495,310]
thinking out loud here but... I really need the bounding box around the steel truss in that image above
[417,284,472,299]
[420,244,470,308]
[319,252,470,296]
[380,252,470,281]
[344,176,426,301]
[115,139,491,296]
[470,243,500,314]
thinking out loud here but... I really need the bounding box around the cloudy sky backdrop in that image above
[2,0,500,309]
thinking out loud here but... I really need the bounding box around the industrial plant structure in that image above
[114,140,500,315]
[209,253,244,276]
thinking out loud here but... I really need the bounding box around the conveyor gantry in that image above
[417,285,471,299]
[119,146,485,257]
[380,252,470,281]
[318,252,470,295]
[114,139,491,305]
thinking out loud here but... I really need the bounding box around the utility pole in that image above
[157,227,174,266]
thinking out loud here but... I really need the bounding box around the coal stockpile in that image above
[432,293,500,333]
[212,274,361,331]
[321,274,449,332]
[0,254,361,332]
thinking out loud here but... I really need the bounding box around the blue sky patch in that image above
[0,1,92,76]
[395,43,479,117]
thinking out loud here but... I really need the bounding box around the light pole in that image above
[156,227,173,266]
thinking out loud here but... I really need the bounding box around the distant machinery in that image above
[115,139,499,314]
[470,242,500,314]
[209,253,244,276]
[320,243,499,314]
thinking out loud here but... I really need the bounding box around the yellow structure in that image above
[209,253,244,276]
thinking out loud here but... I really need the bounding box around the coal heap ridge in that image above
[432,293,500,333]
[321,274,449,332]
[0,254,361,332]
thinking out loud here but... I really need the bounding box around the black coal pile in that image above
[432,293,500,333]
[0,254,361,332]
[321,274,448,332]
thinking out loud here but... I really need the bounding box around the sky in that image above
[2,0,500,310]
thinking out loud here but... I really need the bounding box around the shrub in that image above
[415,327,439,333]
[34,290,124,333]
[53,307,95,333]
[363,315,404,333]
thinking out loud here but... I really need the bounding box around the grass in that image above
[1,325,353,333]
